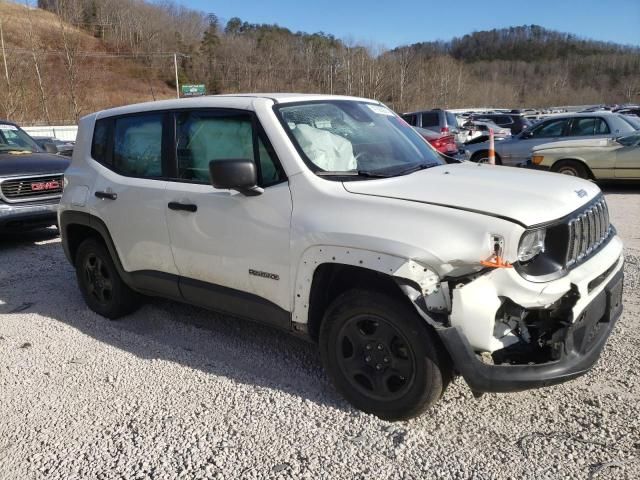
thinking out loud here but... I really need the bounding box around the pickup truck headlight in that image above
[518,229,546,262]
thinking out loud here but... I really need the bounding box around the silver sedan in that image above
[464,112,637,165]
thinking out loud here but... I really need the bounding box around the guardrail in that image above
[22,125,78,142]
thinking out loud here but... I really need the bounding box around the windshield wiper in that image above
[392,162,440,176]
[316,170,391,178]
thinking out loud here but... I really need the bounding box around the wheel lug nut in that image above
[366,344,372,350]
[376,364,382,370]
[377,344,383,350]
[383,357,389,363]
[365,356,371,363]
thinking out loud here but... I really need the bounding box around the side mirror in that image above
[520,130,533,139]
[209,159,263,196]
[43,142,58,154]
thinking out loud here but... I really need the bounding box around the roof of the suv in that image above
[91,93,380,120]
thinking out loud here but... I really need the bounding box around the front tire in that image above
[552,160,590,179]
[75,238,140,319]
[320,290,450,420]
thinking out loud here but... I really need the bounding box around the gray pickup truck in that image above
[0,121,70,232]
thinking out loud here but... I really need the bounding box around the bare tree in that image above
[26,3,52,125]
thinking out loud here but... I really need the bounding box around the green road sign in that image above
[181,84,206,97]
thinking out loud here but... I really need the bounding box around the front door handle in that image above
[95,191,117,200]
[168,201,197,213]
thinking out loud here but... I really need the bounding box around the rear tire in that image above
[471,151,501,165]
[319,289,450,420]
[75,238,140,319]
[552,160,590,179]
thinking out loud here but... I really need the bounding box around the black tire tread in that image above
[75,238,140,319]
[319,289,450,420]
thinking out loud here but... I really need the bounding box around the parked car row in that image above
[463,112,639,175]
[1,93,632,421]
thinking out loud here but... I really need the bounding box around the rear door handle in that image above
[168,201,197,213]
[95,191,117,200]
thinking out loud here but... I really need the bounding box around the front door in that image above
[504,117,572,163]
[163,110,293,322]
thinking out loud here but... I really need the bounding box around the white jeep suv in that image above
[59,94,624,420]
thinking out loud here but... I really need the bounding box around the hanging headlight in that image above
[518,229,546,263]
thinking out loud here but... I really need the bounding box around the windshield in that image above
[617,131,640,147]
[275,101,445,178]
[0,124,42,152]
[620,114,640,130]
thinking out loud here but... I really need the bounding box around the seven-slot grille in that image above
[566,197,611,267]
[0,174,64,203]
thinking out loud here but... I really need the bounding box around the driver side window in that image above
[531,119,570,138]
[175,111,285,186]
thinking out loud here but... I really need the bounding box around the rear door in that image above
[89,113,178,278]
[567,117,611,140]
[163,109,293,319]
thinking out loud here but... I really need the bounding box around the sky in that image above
[179,0,640,48]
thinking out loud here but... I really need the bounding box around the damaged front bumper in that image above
[438,267,623,392]
[423,234,625,393]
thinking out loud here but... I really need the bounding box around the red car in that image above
[414,127,458,155]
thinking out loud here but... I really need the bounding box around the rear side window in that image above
[401,114,417,126]
[91,119,110,164]
[113,114,164,177]
[570,117,610,136]
[421,112,439,127]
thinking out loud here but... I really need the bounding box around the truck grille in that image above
[566,197,611,267]
[0,174,64,203]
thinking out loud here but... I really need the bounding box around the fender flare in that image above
[58,210,134,286]
[291,245,442,326]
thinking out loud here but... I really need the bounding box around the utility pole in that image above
[174,53,179,99]
[0,18,10,88]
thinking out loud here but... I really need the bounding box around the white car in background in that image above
[59,94,624,420]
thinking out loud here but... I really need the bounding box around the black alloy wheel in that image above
[83,253,113,306]
[335,314,416,401]
[320,290,450,420]
[75,238,140,319]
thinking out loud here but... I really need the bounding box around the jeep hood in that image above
[342,162,601,227]
[533,138,613,151]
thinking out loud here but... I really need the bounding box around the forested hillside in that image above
[1,0,639,125]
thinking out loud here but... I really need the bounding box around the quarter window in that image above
[113,114,163,177]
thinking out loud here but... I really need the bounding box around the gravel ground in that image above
[1,187,639,480]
